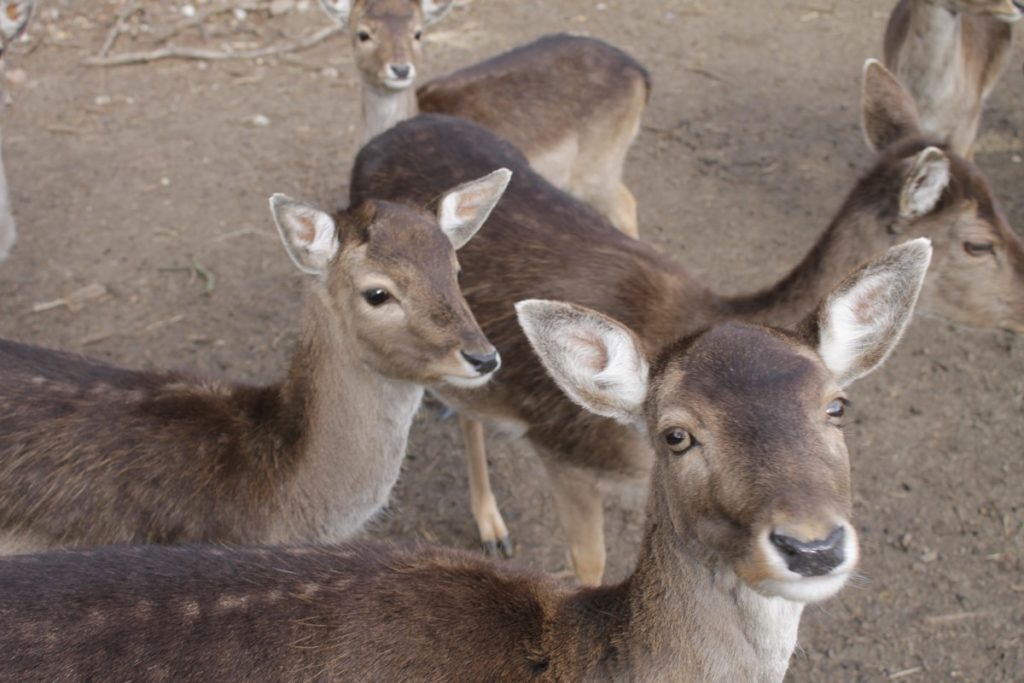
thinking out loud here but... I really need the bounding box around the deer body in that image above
[0,173,511,554]
[883,0,1020,157]
[351,59,1024,583]
[320,1,648,237]
[0,238,936,680]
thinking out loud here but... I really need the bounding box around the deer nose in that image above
[390,63,412,80]
[769,526,845,577]
[461,350,500,376]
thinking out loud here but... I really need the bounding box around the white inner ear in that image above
[318,0,353,26]
[517,301,648,426]
[437,169,511,249]
[900,148,950,219]
[819,273,893,385]
[420,0,453,24]
[271,197,339,276]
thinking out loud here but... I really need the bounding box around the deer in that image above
[349,58,1024,585]
[318,0,649,237]
[883,0,1022,159]
[0,240,932,682]
[0,0,34,262]
[0,169,510,555]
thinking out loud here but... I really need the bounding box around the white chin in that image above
[383,78,414,90]
[758,573,850,603]
[441,373,494,389]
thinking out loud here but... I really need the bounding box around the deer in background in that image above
[0,169,509,554]
[0,240,932,682]
[884,0,1021,158]
[350,59,1024,584]
[319,0,648,237]
[0,0,35,262]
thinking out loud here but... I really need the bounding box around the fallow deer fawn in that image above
[0,170,509,554]
[350,59,1024,584]
[0,240,931,682]
[319,0,648,237]
[884,0,1021,158]
[0,0,34,262]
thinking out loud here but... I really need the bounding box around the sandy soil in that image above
[0,1,1021,680]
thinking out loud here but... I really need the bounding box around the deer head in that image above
[271,168,509,387]
[517,239,932,603]
[860,59,1024,333]
[935,0,1023,21]
[320,0,453,91]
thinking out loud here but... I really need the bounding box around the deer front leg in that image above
[612,182,639,239]
[459,415,512,558]
[545,461,606,587]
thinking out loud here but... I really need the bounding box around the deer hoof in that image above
[482,536,514,559]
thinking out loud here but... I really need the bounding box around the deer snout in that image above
[387,63,415,83]
[769,526,845,577]
[461,349,500,376]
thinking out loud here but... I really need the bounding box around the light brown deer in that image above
[319,0,648,237]
[350,59,1024,584]
[883,0,1021,158]
[0,169,509,554]
[0,0,35,262]
[0,240,931,682]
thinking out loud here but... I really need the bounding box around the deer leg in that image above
[612,183,639,239]
[459,414,512,558]
[545,462,606,586]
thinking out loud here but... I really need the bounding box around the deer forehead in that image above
[358,0,420,23]
[652,325,835,438]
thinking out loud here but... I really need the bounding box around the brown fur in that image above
[0,320,863,682]
[883,0,1018,157]
[349,92,1024,581]
[320,0,649,236]
[0,198,494,553]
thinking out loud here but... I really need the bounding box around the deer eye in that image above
[963,241,995,257]
[414,30,422,40]
[663,428,696,455]
[826,398,850,424]
[357,30,372,43]
[362,288,391,306]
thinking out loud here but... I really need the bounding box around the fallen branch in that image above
[83,24,343,67]
[97,0,138,58]
[151,1,267,45]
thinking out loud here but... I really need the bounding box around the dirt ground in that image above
[0,0,1021,680]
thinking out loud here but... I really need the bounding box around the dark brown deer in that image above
[349,59,1024,584]
[0,0,35,261]
[884,0,1021,158]
[0,240,931,682]
[319,0,648,237]
[0,169,509,554]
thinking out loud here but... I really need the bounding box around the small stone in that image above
[181,4,196,18]
[160,177,171,187]
[320,66,339,79]
[899,533,913,551]
[94,94,112,106]
[1012,155,1022,164]
[233,8,248,21]
[4,68,27,86]
[921,548,938,563]
[251,114,270,127]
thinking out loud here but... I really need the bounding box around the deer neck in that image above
[722,202,894,328]
[902,2,967,101]
[599,483,803,682]
[361,82,419,146]
[271,288,424,543]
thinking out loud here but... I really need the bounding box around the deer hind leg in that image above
[544,460,606,586]
[459,414,512,558]
[0,138,15,261]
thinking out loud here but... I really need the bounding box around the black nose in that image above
[461,350,499,375]
[390,64,411,79]
[770,526,845,577]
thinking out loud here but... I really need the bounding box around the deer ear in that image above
[899,147,950,219]
[516,300,649,428]
[0,0,34,44]
[270,194,340,276]
[319,0,353,27]
[420,0,454,24]
[862,59,922,152]
[801,238,932,387]
[437,168,511,250]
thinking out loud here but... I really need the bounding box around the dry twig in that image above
[97,0,139,58]
[84,24,343,67]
